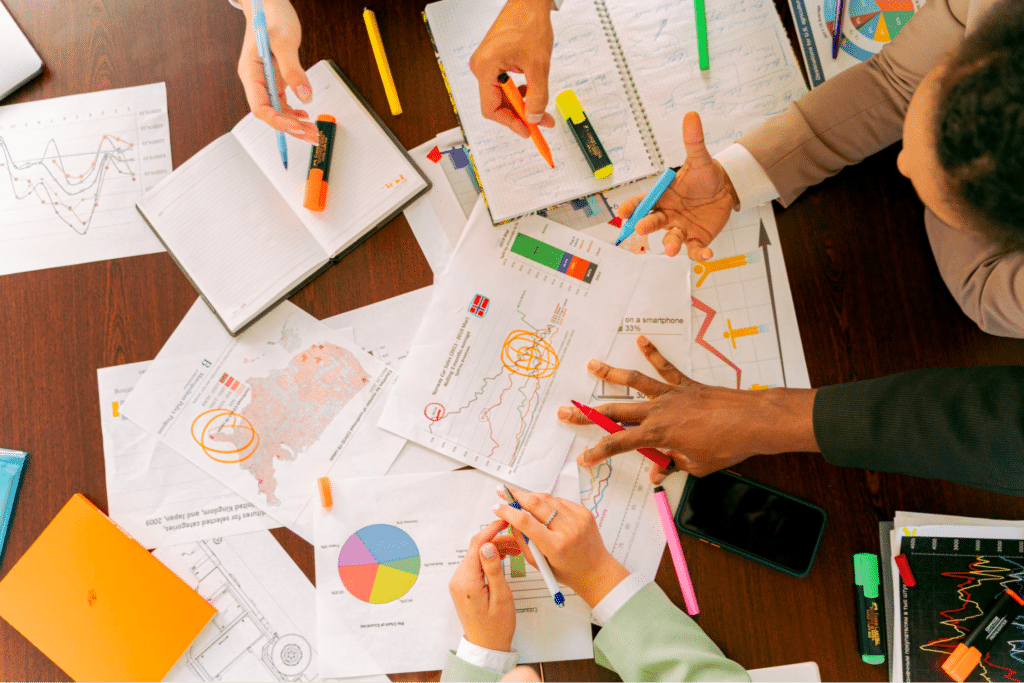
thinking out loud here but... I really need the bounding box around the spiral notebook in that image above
[424,0,808,224]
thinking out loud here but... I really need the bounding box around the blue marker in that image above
[252,0,288,169]
[615,168,677,246]
[501,486,565,607]
[0,449,27,567]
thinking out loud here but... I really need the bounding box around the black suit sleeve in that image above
[812,366,1024,496]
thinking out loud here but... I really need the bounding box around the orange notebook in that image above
[0,494,215,681]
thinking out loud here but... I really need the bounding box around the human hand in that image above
[492,488,630,608]
[238,0,319,143]
[618,112,739,260]
[449,518,522,652]
[470,0,556,137]
[557,336,819,483]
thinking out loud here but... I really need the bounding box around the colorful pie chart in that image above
[338,524,420,604]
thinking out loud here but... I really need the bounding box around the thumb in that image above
[479,543,512,604]
[522,60,550,124]
[275,43,312,103]
[681,111,714,169]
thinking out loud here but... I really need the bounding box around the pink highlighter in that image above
[653,485,700,616]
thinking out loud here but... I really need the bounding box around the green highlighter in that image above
[853,553,886,665]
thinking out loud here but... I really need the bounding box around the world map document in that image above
[121,300,404,542]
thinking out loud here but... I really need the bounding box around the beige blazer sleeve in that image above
[737,0,970,206]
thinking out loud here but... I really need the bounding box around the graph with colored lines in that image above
[0,83,170,275]
[689,205,810,391]
[899,535,1024,682]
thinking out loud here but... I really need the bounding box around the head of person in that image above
[897,0,1024,245]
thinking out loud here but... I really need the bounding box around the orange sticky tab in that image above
[318,477,333,509]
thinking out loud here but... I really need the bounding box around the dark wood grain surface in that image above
[2,1,1023,681]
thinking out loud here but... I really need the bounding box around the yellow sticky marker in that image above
[318,476,333,509]
[363,8,402,116]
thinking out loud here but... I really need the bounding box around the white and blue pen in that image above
[252,0,288,169]
[501,485,565,607]
[614,168,677,246]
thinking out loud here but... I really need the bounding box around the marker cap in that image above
[942,643,980,683]
[854,552,880,599]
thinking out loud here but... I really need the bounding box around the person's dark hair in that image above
[935,0,1024,243]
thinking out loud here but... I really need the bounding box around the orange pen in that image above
[496,72,554,169]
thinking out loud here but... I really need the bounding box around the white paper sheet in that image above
[315,468,593,678]
[120,299,404,543]
[322,287,462,476]
[0,83,168,274]
[424,0,657,223]
[99,362,282,548]
[380,202,641,491]
[154,530,388,683]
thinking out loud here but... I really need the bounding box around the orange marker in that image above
[497,73,554,169]
[317,476,333,509]
[303,115,337,211]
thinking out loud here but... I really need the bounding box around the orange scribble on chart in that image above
[190,409,259,464]
[501,330,559,379]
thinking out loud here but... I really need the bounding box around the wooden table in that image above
[2,1,1023,680]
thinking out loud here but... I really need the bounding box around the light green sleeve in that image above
[439,651,504,683]
[594,583,751,682]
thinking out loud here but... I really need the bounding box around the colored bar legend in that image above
[510,233,596,283]
[510,553,526,578]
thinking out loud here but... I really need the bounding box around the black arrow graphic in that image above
[759,219,787,387]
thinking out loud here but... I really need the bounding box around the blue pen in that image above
[615,168,678,246]
[252,0,288,169]
[501,486,565,607]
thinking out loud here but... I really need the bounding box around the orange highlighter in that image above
[303,114,337,211]
[496,72,554,169]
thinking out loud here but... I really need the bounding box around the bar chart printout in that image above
[510,233,598,283]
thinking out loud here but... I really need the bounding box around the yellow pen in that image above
[363,8,402,116]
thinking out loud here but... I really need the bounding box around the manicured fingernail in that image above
[526,112,543,124]
[493,503,503,514]
[652,471,666,485]
[495,485,506,497]
[481,543,497,559]
[295,84,312,102]
[701,248,712,260]
[587,359,605,372]
[557,406,572,420]
[637,335,650,347]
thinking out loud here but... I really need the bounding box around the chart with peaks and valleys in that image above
[0,83,170,275]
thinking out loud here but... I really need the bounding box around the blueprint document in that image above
[155,530,388,682]
[380,203,641,491]
[121,300,404,544]
[315,467,591,678]
[99,362,281,548]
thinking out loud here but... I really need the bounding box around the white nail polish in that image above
[526,112,543,124]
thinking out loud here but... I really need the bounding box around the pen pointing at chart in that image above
[499,486,565,607]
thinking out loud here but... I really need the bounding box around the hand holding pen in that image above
[494,487,630,609]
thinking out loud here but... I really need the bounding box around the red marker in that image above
[894,553,916,587]
[570,400,674,471]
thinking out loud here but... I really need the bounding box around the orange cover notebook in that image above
[0,494,215,681]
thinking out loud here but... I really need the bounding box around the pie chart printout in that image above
[337,524,421,604]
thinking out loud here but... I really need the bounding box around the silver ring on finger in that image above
[543,509,558,527]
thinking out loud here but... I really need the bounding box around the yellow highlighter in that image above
[555,89,613,179]
[363,8,402,116]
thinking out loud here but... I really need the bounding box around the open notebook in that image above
[425,0,807,224]
[136,60,430,335]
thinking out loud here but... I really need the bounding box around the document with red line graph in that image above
[119,299,404,544]
[379,203,642,492]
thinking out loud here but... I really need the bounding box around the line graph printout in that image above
[99,362,282,549]
[379,204,641,492]
[315,469,592,678]
[899,535,1024,682]
[120,299,404,545]
[0,83,169,274]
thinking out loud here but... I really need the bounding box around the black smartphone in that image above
[674,469,827,577]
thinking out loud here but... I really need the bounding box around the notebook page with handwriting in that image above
[425,0,656,223]
[233,61,428,257]
[605,0,808,163]
[136,135,326,332]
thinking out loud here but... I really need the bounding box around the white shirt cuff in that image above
[455,637,519,674]
[591,572,649,627]
[228,0,242,7]
[714,143,780,212]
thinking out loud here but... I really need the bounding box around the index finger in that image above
[577,427,661,468]
[478,80,529,137]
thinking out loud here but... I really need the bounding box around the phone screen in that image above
[676,471,826,575]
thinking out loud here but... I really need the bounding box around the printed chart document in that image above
[136,61,429,335]
[315,469,593,678]
[0,83,169,275]
[100,362,281,548]
[322,287,461,476]
[121,299,404,544]
[380,203,641,492]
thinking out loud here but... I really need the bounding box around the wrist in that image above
[755,388,820,454]
[572,555,630,608]
[464,632,513,653]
